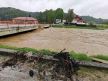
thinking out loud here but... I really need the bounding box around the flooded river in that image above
[1,28,108,55]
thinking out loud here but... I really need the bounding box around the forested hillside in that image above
[0,7,40,20]
[0,7,108,24]
[81,16,108,24]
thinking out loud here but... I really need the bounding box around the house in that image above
[64,15,88,26]
[72,15,87,25]
[12,17,38,24]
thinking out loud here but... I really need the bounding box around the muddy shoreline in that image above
[0,54,108,81]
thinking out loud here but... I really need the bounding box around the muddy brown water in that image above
[1,28,108,55]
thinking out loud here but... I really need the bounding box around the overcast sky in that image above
[0,0,108,19]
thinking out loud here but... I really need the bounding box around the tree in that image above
[66,9,74,22]
[43,10,49,23]
[55,8,64,21]
[42,9,55,24]
[47,9,55,23]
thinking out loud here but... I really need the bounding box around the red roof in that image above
[13,17,37,21]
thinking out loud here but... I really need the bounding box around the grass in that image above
[52,24,108,30]
[70,51,92,61]
[93,55,108,61]
[96,24,108,30]
[0,44,91,61]
[0,44,56,56]
[0,44,108,61]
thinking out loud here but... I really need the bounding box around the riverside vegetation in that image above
[0,44,108,61]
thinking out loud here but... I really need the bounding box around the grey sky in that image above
[0,0,108,19]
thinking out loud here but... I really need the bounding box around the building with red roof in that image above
[12,17,38,24]
[72,15,86,24]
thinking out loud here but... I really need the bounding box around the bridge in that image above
[0,24,38,37]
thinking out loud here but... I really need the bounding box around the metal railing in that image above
[0,24,38,36]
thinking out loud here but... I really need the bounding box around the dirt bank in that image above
[0,55,108,81]
[1,28,108,55]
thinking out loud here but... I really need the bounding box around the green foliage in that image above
[93,55,108,61]
[37,49,56,56]
[70,51,92,61]
[0,7,40,20]
[66,9,74,22]
[0,44,56,56]
[0,7,68,24]
[47,9,55,23]
[0,44,91,61]
[103,22,108,25]
[0,44,15,49]
[0,7,28,19]
[39,8,64,24]
[52,24,96,29]
[81,16,108,24]
[55,8,64,20]
[1,44,108,61]
[52,24,108,30]
[0,7,108,24]
[96,24,108,30]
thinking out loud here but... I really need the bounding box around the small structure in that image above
[72,15,87,25]
[55,19,62,24]
[12,17,38,24]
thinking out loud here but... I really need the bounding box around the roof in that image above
[13,17,37,21]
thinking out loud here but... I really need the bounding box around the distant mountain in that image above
[0,7,40,20]
[81,16,108,24]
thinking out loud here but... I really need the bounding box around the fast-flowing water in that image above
[1,28,108,55]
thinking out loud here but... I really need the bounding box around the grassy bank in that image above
[70,51,92,61]
[93,55,108,61]
[96,24,108,30]
[0,44,108,61]
[52,24,108,30]
[0,44,92,61]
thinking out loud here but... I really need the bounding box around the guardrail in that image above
[0,24,38,36]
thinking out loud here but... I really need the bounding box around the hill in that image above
[0,7,40,20]
[0,7,108,24]
[81,16,108,24]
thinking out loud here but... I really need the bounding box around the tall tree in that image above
[46,9,55,24]
[55,8,64,21]
[66,9,74,22]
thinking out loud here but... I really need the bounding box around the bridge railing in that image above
[0,24,38,36]
[0,24,38,32]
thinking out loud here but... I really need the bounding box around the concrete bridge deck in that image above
[0,24,38,37]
